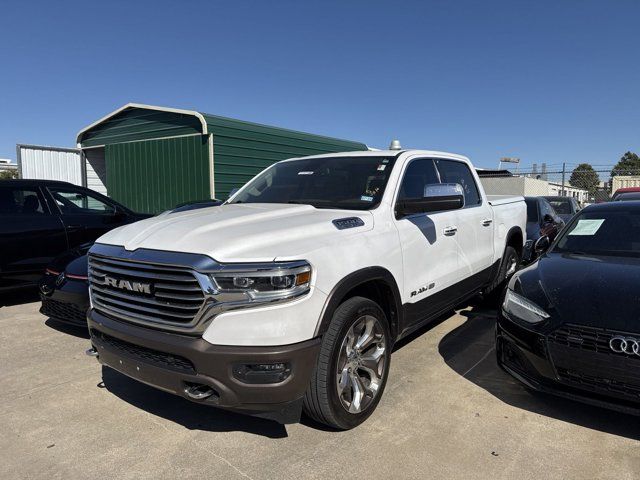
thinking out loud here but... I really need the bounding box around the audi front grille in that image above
[547,324,640,400]
[88,254,206,332]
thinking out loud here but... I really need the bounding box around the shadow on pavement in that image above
[0,288,40,307]
[438,302,640,441]
[101,366,289,438]
[45,318,90,339]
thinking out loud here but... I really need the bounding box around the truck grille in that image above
[88,254,206,331]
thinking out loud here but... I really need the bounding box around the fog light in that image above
[232,362,291,384]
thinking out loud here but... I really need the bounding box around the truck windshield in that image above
[228,156,397,210]
[552,208,640,258]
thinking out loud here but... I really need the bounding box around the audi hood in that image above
[513,253,640,332]
[94,203,373,263]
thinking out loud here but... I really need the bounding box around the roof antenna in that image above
[389,139,402,150]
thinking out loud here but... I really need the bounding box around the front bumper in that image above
[39,274,89,326]
[496,313,640,416]
[87,309,321,423]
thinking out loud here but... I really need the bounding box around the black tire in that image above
[484,246,520,299]
[303,296,391,430]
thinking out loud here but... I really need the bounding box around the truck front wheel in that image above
[303,296,391,430]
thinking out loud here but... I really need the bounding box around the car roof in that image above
[614,187,640,194]
[0,179,76,187]
[582,200,640,212]
[280,149,470,163]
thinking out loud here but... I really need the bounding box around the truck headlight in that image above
[210,261,312,304]
[502,289,549,324]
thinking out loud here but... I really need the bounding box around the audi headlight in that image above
[502,289,549,324]
[210,261,311,305]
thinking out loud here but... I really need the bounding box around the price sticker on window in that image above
[568,219,605,236]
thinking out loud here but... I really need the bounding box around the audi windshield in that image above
[227,156,397,210]
[552,206,640,258]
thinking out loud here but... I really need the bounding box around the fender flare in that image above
[490,226,524,283]
[314,267,403,339]
[504,226,524,256]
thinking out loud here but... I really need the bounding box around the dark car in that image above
[39,243,90,327]
[0,180,150,293]
[612,187,640,201]
[522,196,565,263]
[613,191,640,202]
[497,201,640,415]
[38,198,222,326]
[542,196,581,223]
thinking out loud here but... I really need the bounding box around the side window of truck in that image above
[434,159,481,206]
[398,159,440,200]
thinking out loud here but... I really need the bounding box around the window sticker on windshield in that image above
[360,195,374,202]
[298,171,314,175]
[568,219,605,236]
[377,165,386,171]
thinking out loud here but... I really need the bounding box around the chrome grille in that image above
[88,254,205,331]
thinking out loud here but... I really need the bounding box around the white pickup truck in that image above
[87,146,526,429]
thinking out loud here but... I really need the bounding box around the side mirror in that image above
[396,183,465,218]
[534,235,550,255]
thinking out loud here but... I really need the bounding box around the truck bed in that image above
[487,195,525,206]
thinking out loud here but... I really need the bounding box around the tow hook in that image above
[184,383,216,400]
[85,347,99,357]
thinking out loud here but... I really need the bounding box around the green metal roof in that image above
[77,103,366,152]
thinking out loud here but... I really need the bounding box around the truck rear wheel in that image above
[303,296,391,430]
[484,246,520,299]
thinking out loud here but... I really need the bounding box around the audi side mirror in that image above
[396,183,465,218]
[534,235,550,255]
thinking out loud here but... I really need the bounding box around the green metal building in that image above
[76,103,367,213]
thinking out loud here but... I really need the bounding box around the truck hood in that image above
[96,203,373,262]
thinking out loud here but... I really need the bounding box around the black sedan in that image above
[497,201,640,415]
[38,198,223,327]
[0,179,150,293]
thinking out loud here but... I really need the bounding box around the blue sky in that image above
[0,0,638,170]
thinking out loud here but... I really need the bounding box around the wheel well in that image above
[505,227,523,259]
[336,280,399,340]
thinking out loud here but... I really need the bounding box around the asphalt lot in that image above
[1,293,639,480]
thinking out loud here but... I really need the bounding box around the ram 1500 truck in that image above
[86,148,526,429]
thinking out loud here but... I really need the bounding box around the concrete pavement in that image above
[1,296,638,480]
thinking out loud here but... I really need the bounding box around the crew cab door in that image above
[392,158,460,328]
[45,185,129,248]
[434,159,494,286]
[0,185,68,289]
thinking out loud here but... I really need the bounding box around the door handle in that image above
[481,218,493,226]
[443,226,458,236]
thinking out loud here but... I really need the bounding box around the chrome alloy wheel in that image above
[336,315,388,414]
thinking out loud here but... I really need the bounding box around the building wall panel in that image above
[18,145,83,185]
[105,135,210,213]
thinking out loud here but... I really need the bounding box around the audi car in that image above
[497,201,640,415]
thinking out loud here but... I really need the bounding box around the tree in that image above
[569,163,599,195]
[611,151,640,178]
[0,169,18,180]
